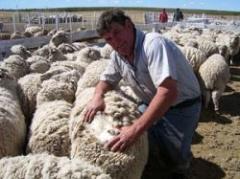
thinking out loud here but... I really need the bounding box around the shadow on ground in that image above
[189,157,225,179]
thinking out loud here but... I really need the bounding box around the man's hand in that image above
[83,95,105,123]
[104,124,140,152]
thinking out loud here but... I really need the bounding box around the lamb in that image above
[27,100,72,156]
[0,153,111,179]
[0,69,26,158]
[198,54,230,111]
[70,87,148,179]
[76,59,109,95]
[181,46,207,72]
[1,55,29,80]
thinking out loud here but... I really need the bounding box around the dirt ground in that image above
[189,66,240,179]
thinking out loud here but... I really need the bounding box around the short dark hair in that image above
[96,9,133,36]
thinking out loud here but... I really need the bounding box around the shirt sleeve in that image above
[100,53,122,87]
[145,37,178,88]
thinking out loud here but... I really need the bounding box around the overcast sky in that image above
[0,0,240,12]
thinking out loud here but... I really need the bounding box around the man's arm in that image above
[106,77,178,152]
[83,80,114,122]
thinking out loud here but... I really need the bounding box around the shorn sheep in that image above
[0,153,111,179]
[70,88,148,179]
[0,69,26,158]
[198,54,230,111]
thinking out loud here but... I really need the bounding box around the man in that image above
[84,9,201,178]
[173,8,184,22]
[159,8,168,23]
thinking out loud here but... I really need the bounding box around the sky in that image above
[0,0,240,12]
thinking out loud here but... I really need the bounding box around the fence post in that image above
[12,14,16,33]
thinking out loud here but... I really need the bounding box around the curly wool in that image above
[76,59,109,95]
[0,69,26,158]
[27,100,72,156]
[0,153,111,179]
[1,55,29,80]
[181,46,207,72]
[70,88,148,179]
[17,73,43,124]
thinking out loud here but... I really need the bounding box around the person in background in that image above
[84,9,201,179]
[159,8,168,23]
[173,8,184,21]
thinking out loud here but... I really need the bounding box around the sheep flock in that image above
[0,24,239,179]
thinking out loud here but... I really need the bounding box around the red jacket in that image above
[159,12,168,23]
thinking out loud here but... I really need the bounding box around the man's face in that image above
[102,20,134,58]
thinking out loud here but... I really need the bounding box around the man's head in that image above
[96,9,135,59]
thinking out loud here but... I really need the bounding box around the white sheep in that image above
[76,59,109,95]
[25,25,42,36]
[100,43,113,59]
[33,45,50,58]
[0,69,26,158]
[70,88,148,179]
[75,47,101,68]
[49,30,70,47]
[181,46,207,72]
[27,55,50,73]
[198,54,230,111]
[1,55,29,80]
[0,153,111,179]
[197,39,219,58]
[27,100,72,156]
[10,44,31,59]
[17,73,43,124]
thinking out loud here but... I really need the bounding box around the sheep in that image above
[29,59,50,74]
[25,25,42,35]
[70,88,148,179]
[27,100,72,156]
[76,59,109,95]
[10,45,31,59]
[75,47,101,68]
[57,43,79,54]
[37,70,81,106]
[197,39,219,58]
[49,30,70,47]
[17,73,42,124]
[47,47,67,63]
[198,54,230,112]
[218,44,231,65]
[100,43,113,59]
[0,69,26,158]
[32,45,50,58]
[0,153,111,179]
[181,46,207,72]
[1,55,29,80]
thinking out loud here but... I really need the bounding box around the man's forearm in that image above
[134,78,178,134]
[94,80,114,98]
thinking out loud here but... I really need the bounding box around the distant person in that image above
[159,8,168,23]
[173,8,184,22]
[0,22,3,32]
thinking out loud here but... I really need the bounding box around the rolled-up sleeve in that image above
[100,55,122,87]
[145,37,178,88]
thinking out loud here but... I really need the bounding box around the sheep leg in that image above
[211,87,225,111]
